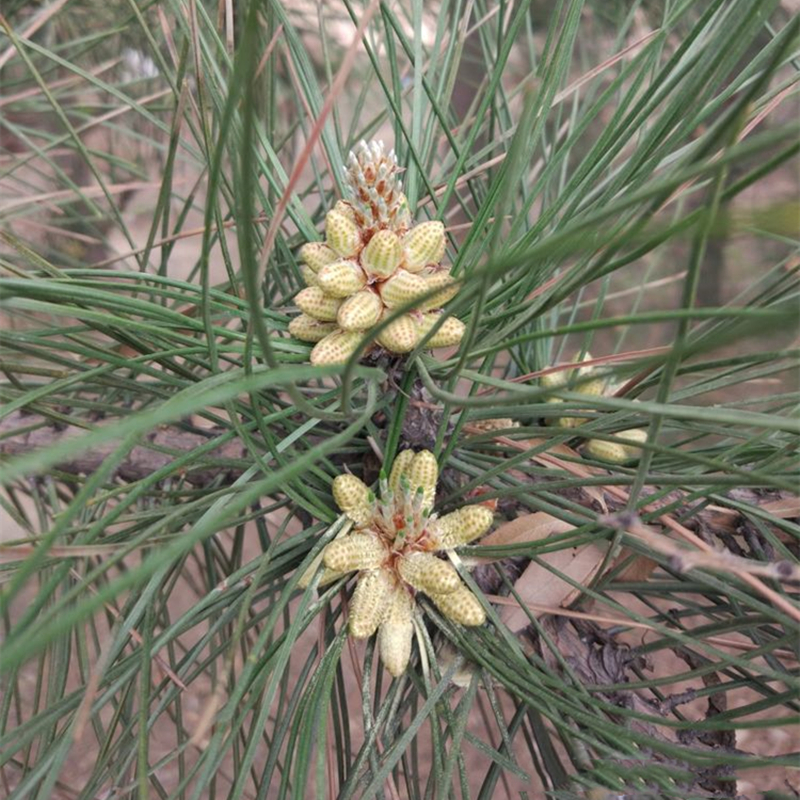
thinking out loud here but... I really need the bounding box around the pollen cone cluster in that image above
[540,352,607,429]
[298,449,494,676]
[289,140,465,365]
[541,353,647,463]
[469,418,521,433]
[583,427,648,464]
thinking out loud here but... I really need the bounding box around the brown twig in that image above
[0,411,248,486]
[602,513,800,584]
[472,429,800,623]
[486,594,799,660]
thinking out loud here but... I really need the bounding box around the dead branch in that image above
[0,411,248,486]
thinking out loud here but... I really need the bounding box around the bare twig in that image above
[0,411,247,486]
[486,594,799,660]
[602,512,800,587]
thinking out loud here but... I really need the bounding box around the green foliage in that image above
[1,0,798,797]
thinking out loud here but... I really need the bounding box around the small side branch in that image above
[0,411,248,485]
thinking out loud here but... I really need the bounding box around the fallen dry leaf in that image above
[760,496,800,519]
[610,552,658,583]
[476,512,608,632]
[498,545,607,632]
[479,511,575,548]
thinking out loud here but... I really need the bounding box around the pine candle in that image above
[299,449,493,676]
[289,140,465,364]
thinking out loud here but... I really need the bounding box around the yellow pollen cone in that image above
[325,209,362,258]
[318,567,348,587]
[575,377,606,397]
[406,450,438,509]
[376,314,419,353]
[388,450,415,494]
[310,330,364,366]
[418,271,459,311]
[323,532,386,573]
[349,569,393,639]
[297,549,325,589]
[397,552,460,595]
[402,220,446,272]
[469,418,520,432]
[584,439,628,464]
[337,290,383,331]
[298,539,351,588]
[299,242,338,273]
[415,313,465,348]
[288,314,339,343]
[432,505,494,549]
[541,356,604,428]
[378,587,415,676]
[333,199,357,223]
[539,370,568,391]
[551,413,588,429]
[300,264,319,287]
[295,287,342,321]
[430,585,485,626]
[360,229,402,278]
[316,260,367,298]
[585,428,647,463]
[617,428,648,457]
[379,270,428,309]
[332,473,371,524]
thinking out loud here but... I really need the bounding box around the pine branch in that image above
[0,411,248,485]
